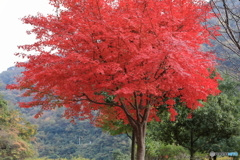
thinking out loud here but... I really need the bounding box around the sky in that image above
[0,0,54,73]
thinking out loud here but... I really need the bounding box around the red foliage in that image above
[187,113,193,119]
[8,0,220,123]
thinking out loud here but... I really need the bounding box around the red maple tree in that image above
[8,0,221,159]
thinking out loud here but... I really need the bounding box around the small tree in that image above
[8,0,221,159]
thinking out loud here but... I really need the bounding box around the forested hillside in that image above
[0,67,131,160]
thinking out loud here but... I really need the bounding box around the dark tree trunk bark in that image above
[120,97,150,160]
[127,117,147,160]
[134,122,147,160]
[190,129,194,160]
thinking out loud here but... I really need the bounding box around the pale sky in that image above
[0,0,54,73]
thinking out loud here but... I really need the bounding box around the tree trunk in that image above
[190,129,194,160]
[123,101,150,160]
[134,122,147,160]
[190,151,194,160]
[131,131,135,160]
